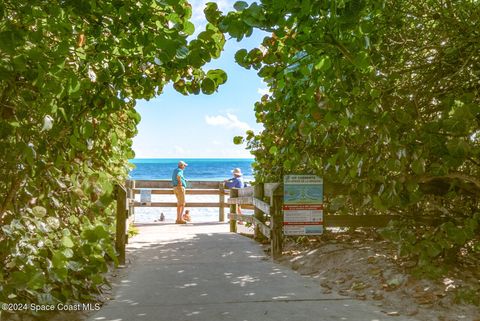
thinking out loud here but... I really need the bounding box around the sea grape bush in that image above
[0,0,225,305]
[219,0,480,276]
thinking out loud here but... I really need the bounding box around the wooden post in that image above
[229,188,238,233]
[116,184,127,265]
[125,180,135,244]
[219,182,225,222]
[270,185,283,259]
[254,183,265,241]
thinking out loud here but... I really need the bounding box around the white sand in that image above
[132,194,253,223]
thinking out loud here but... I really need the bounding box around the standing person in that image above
[224,168,245,220]
[172,160,188,224]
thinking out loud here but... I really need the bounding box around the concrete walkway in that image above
[88,222,417,321]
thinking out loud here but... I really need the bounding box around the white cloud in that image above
[205,113,251,131]
[257,87,271,96]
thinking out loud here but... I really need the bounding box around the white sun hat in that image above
[232,168,243,176]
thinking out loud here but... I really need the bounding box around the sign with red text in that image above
[283,175,323,235]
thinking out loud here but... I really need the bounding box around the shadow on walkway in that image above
[86,223,416,321]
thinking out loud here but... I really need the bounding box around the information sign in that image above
[283,175,323,235]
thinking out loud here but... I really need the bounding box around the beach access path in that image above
[87,222,417,321]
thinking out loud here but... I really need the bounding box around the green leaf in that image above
[32,206,47,218]
[69,78,81,94]
[52,251,66,269]
[183,21,195,35]
[204,2,220,23]
[424,241,442,258]
[258,65,276,78]
[446,140,470,158]
[104,244,118,266]
[11,271,29,287]
[370,88,381,98]
[90,273,105,285]
[126,149,135,159]
[233,136,244,144]
[354,51,370,70]
[27,272,45,290]
[53,267,68,281]
[61,235,74,248]
[0,30,23,54]
[245,3,264,21]
[83,122,94,138]
[116,59,126,76]
[301,0,311,15]
[330,196,347,211]
[62,248,74,258]
[173,79,188,95]
[75,47,86,60]
[372,196,387,210]
[234,49,248,66]
[201,77,216,94]
[234,1,248,11]
[314,57,331,71]
[184,80,198,95]
[94,225,110,240]
[206,69,228,86]
[412,159,425,175]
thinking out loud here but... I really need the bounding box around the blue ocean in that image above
[128,158,255,223]
[129,158,255,181]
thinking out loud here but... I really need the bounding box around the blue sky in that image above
[132,0,268,159]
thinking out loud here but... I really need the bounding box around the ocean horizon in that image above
[128,158,255,181]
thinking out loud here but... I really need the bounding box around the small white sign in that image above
[284,175,323,185]
[283,208,323,223]
[140,189,151,203]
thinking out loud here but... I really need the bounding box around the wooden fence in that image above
[226,182,420,259]
[115,180,415,263]
[228,183,284,259]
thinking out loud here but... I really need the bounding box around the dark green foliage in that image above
[0,0,226,305]
[218,0,480,279]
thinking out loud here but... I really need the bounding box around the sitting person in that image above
[183,209,191,222]
[224,168,245,189]
[224,168,245,223]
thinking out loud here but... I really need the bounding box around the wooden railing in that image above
[128,179,230,221]
[228,183,284,259]
[116,180,428,263]
[226,182,437,260]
